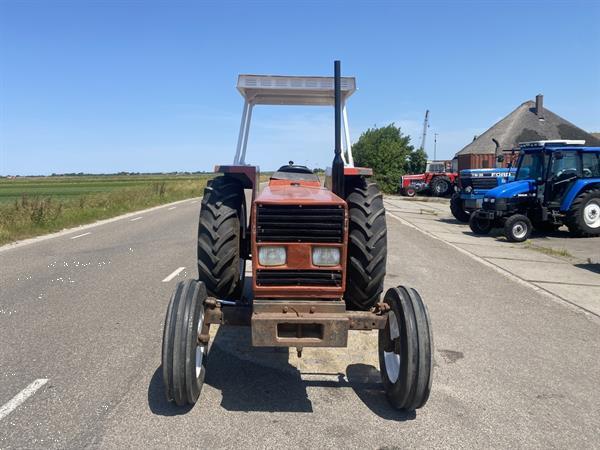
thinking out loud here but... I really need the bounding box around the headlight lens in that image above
[258,246,286,266]
[312,247,341,266]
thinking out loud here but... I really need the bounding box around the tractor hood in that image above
[256,184,345,205]
[402,174,425,180]
[460,168,515,177]
[484,180,534,200]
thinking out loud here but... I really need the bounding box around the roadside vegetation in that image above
[524,241,572,258]
[0,174,211,245]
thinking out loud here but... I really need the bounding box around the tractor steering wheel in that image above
[583,168,593,177]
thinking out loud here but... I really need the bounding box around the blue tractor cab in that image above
[450,167,516,222]
[469,140,600,242]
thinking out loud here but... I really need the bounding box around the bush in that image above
[352,124,426,193]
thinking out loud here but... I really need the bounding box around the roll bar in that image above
[233,69,357,167]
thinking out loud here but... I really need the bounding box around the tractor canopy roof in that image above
[233,73,358,167]
[519,140,600,153]
[237,75,356,105]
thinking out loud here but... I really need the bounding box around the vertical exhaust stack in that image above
[332,60,345,198]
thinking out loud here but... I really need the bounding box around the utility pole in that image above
[420,110,429,152]
[434,133,438,161]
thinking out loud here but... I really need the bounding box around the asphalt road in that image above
[1,196,599,449]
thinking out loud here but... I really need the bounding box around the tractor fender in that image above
[560,179,600,212]
[484,179,534,200]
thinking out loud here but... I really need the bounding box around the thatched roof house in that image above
[454,95,600,171]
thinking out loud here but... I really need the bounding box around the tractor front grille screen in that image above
[256,269,342,287]
[462,177,498,190]
[256,204,344,243]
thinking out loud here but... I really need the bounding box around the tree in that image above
[408,147,428,174]
[352,123,417,193]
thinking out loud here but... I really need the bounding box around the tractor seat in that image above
[276,164,313,174]
[271,161,319,182]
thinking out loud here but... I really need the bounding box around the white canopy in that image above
[233,74,357,166]
[237,75,356,106]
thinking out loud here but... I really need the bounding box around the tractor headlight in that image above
[490,198,495,203]
[258,246,286,266]
[312,247,341,266]
[465,186,473,194]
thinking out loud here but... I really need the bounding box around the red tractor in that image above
[400,160,458,197]
[161,61,433,412]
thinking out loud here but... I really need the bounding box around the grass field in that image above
[0,174,212,245]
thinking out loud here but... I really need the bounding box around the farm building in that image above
[453,95,600,171]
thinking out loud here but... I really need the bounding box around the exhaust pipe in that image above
[332,60,345,198]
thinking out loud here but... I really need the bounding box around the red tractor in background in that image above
[400,160,458,197]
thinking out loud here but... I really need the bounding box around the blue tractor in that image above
[450,167,516,222]
[469,140,600,242]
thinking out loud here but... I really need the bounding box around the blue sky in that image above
[1,0,599,175]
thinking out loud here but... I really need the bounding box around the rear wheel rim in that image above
[512,222,527,239]
[583,201,600,228]
[384,311,401,383]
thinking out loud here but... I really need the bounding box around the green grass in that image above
[524,241,572,258]
[0,174,212,245]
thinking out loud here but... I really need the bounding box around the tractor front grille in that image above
[256,269,343,287]
[461,176,498,190]
[256,204,344,243]
[472,177,498,189]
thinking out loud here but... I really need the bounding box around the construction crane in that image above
[420,109,429,152]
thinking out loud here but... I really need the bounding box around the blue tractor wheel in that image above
[450,193,470,223]
[566,188,600,237]
[469,211,493,235]
[504,214,532,243]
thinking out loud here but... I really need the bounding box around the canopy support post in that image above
[343,102,353,167]
[239,103,254,165]
[233,100,249,164]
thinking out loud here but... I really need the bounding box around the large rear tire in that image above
[197,176,246,300]
[430,176,452,197]
[162,279,209,406]
[379,286,433,411]
[344,178,387,311]
[450,193,470,223]
[565,188,600,237]
[469,211,493,235]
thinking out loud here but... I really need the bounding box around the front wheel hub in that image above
[512,222,527,239]
[583,201,600,228]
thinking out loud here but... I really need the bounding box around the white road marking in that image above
[167,206,177,210]
[189,200,198,204]
[130,217,143,222]
[0,379,48,421]
[70,232,91,240]
[162,267,185,282]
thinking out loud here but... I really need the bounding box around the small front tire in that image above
[504,214,532,242]
[379,286,433,411]
[162,279,209,406]
[402,187,416,197]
